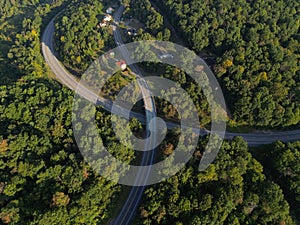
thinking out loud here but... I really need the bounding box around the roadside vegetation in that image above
[255,141,300,222]
[54,0,116,72]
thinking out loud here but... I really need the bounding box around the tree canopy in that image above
[134,137,296,225]
[155,0,300,127]
[54,0,114,71]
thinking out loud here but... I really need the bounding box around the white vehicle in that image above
[106,7,114,14]
[158,53,173,59]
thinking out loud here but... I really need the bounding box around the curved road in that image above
[41,14,300,147]
[41,4,300,225]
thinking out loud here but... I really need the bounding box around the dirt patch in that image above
[126,19,144,30]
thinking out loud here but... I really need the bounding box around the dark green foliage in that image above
[0,76,122,224]
[3,0,69,78]
[0,0,46,20]
[0,0,70,86]
[129,0,163,35]
[261,141,300,221]
[272,142,300,201]
[134,137,296,225]
[1,0,299,224]
[54,0,114,71]
[8,14,46,77]
[155,0,300,127]
[127,0,170,41]
[153,65,211,126]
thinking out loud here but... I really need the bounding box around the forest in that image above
[0,0,299,224]
[0,74,123,224]
[153,0,300,128]
[134,137,298,225]
[1,0,126,224]
[124,0,171,42]
[258,141,300,222]
[54,0,115,72]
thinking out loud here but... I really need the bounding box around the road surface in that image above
[111,5,158,225]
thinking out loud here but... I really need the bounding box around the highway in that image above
[41,4,300,225]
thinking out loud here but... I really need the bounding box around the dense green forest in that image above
[134,137,296,225]
[0,0,52,86]
[124,0,171,42]
[258,141,300,221]
[0,76,123,224]
[154,0,300,128]
[145,64,212,126]
[0,0,45,20]
[54,0,115,71]
[53,0,300,129]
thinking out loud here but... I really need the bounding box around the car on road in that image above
[158,52,173,60]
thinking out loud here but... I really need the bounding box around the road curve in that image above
[41,13,300,147]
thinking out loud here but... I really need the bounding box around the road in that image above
[41,4,300,225]
[111,5,157,225]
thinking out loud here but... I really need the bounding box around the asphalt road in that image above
[111,5,158,225]
[41,5,300,225]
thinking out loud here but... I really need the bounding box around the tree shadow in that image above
[0,117,45,139]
